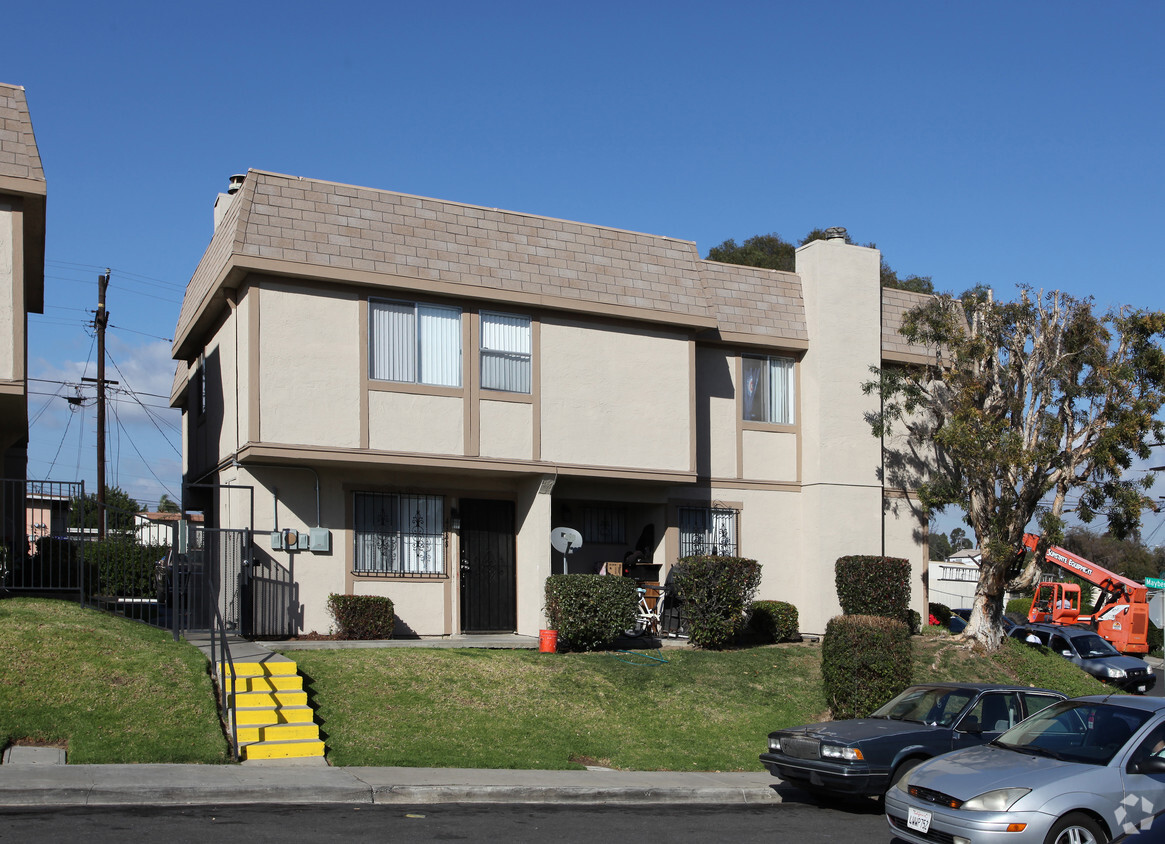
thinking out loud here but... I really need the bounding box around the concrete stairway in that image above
[223,658,325,761]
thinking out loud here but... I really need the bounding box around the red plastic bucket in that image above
[538,629,558,653]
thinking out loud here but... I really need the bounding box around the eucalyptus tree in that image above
[867,286,1165,648]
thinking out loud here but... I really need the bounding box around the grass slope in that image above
[0,598,229,763]
[292,629,1111,771]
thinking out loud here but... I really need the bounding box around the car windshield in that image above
[870,687,976,727]
[992,700,1152,766]
[1072,634,1120,659]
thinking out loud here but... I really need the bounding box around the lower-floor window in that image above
[678,506,738,557]
[354,492,445,575]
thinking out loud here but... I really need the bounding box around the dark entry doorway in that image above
[459,498,516,632]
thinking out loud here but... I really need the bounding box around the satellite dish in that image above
[550,527,583,575]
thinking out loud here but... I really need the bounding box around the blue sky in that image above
[4,1,1163,541]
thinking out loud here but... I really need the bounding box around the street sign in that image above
[1145,577,1165,590]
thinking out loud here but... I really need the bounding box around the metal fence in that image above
[1,478,87,593]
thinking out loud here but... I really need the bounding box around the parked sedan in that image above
[759,683,1065,798]
[886,695,1165,844]
[1011,622,1156,694]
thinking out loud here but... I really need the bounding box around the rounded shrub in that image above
[835,555,910,620]
[822,614,912,720]
[928,603,953,626]
[544,574,638,651]
[1005,596,1034,617]
[748,600,800,644]
[326,594,395,639]
[671,556,762,649]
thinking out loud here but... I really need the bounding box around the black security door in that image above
[459,499,516,632]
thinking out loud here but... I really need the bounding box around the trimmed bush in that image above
[835,555,911,620]
[748,600,800,643]
[86,538,169,598]
[928,603,953,626]
[544,574,638,651]
[327,594,395,639]
[822,614,912,720]
[671,556,762,649]
[1005,596,1033,617]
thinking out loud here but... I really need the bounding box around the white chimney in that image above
[213,173,247,229]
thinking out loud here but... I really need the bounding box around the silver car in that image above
[885,695,1165,843]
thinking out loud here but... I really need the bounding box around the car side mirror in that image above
[1130,756,1165,775]
[958,717,982,735]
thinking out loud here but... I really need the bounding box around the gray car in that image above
[1011,623,1156,694]
[886,695,1165,844]
[759,683,1064,797]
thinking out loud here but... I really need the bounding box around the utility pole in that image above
[95,270,110,539]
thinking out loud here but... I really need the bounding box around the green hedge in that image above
[86,538,169,598]
[671,556,762,649]
[544,574,638,651]
[928,603,953,625]
[822,614,912,720]
[835,555,911,620]
[748,600,800,643]
[1006,596,1033,617]
[326,594,396,639]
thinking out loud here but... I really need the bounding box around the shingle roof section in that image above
[176,170,808,356]
[882,287,937,362]
[699,260,807,346]
[0,84,45,184]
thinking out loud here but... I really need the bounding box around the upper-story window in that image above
[369,299,462,387]
[742,355,794,425]
[480,312,531,393]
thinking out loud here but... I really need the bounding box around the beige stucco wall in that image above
[479,399,533,461]
[741,430,797,482]
[515,476,553,635]
[368,391,464,454]
[540,318,690,471]
[0,201,14,382]
[354,580,448,637]
[258,281,361,448]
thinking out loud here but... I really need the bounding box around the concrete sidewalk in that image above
[0,757,782,808]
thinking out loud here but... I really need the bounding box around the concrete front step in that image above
[234,689,308,708]
[241,737,326,760]
[233,704,315,727]
[220,658,325,762]
[237,722,321,743]
[229,675,304,693]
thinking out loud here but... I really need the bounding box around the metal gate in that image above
[169,525,250,636]
[1,478,87,594]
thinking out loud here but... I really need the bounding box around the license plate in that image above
[907,807,932,834]
[1138,685,1147,693]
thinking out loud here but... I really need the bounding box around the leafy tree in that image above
[157,494,180,514]
[949,527,973,552]
[69,486,143,531]
[705,228,932,292]
[865,287,1165,649]
[929,531,953,561]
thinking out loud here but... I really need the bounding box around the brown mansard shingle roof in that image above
[882,287,938,364]
[0,84,45,184]
[174,170,810,359]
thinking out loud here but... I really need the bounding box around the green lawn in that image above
[289,627,1109,771]
[0,597,229,763]
[0,597,1111,769]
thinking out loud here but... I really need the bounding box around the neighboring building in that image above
[134,511,202,546]
[172,170,930,638]
[929,556,981,608]
[0,83,46,560]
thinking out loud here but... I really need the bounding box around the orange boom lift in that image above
[1023,533,1150,655]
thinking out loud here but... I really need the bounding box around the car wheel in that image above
[1044,812,1108,844]
[890,757,924,788]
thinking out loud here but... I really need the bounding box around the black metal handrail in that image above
[208,599,240,762]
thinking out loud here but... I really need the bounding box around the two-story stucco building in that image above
[172,169,931,639]
[0,83,46,555]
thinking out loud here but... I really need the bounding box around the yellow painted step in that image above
[242,738,325,760]
[237,722,320,743]
[233,705,315,727]
[229,675,303,694]
[235,689,307,708]
[222,661,298,677]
